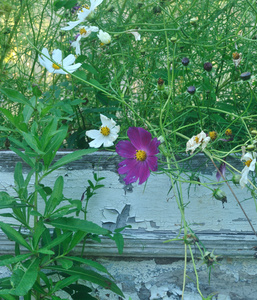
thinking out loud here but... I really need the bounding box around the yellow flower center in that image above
[80,28,87,35]
[209,131,217,141]
[225,128,232,136]
[194,136,199,143]
[79,4,90,12]
[100,42,105,46]
[245,159,252,167]
[52,63,60,70]
[100,126,110,136]
[135,150,147,161]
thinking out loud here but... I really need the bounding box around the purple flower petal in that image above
[216,161,226,181]
[146,155,158,172]
[116,140,136,158]
[147,137,161,156]
[127,127,152,150]
[118,158,137,174]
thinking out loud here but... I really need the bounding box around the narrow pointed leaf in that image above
[0,222,31,250]
[45,217,110,235]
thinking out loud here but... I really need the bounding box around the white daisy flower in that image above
[239,152,256,188]
[61,0,103,31]
[186,131,210,154]
[71,26,99,55]
[86,114,120,148]
[38,48,81,74]
[97,30,111,45]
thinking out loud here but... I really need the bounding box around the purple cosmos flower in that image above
[116,127,161,185]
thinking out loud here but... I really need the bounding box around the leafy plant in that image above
[0,89,124,299]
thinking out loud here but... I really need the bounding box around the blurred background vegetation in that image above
[1,0,257,152]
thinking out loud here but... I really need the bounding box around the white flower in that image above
[86,114,120,148]
[61,0,103,31]
[128,30,141,41]
[239,152,256,188]
[38,48,81,74]
[71,26,99,55]
[97,30,111,45]
[186,131,210,154]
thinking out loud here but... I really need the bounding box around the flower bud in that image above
[251,130,257,135]
[213,188,227,204]
[232,174,241,185]
[157,136,165,143]
[157,78,165,90]
[240,72,251,81]
[204,62,213,72]
[190,17,198,25]
[170,37,177,43]
[246,144,255,151]
[187,86,196,95]
[182,57,189,66]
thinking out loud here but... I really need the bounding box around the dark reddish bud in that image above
[187,86,196,94]
[182,57,189,66]
[204,62,212,72]
[240,72,251,81]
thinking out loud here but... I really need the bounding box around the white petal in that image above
[65,63,82,73]
[86,129,101,139]
[129,31,141,41]
[63,54,76,67]
[52,49,62,64]
[89,136,104,148]
[249,158,256,171]
[103,138,114,147]
[61,20,82,31]
[240,166,249,188]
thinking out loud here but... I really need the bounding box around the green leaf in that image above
[10,258,40,296]
[0,192,27,209]
[46,217,110,235]
[0,222,31,251]
[45,266,124,297]
[40,231,72,251]
[0,88,31,107]
[58,258,73,269]
[21,132,45,155]
[45,149,96,175]
[44,176,64,217]
[52,275,80,293]
[0,254,31,267]
[9,147,35,168]
[82,63,99,76]
[66,256,110,275]
[112,232,124,254]
[66,231,87,253]
[0,125,15,132]
[33,219,46,249]
[37,249,55,255]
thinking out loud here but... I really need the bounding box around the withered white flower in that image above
[239,152,256,188]
[38,48,81,74]
[86,114,120,148]
[71,26,99,55]
[61,0,103,31]
[97,30,111,45]
[128,30,141,41]
[186,131,210,154]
